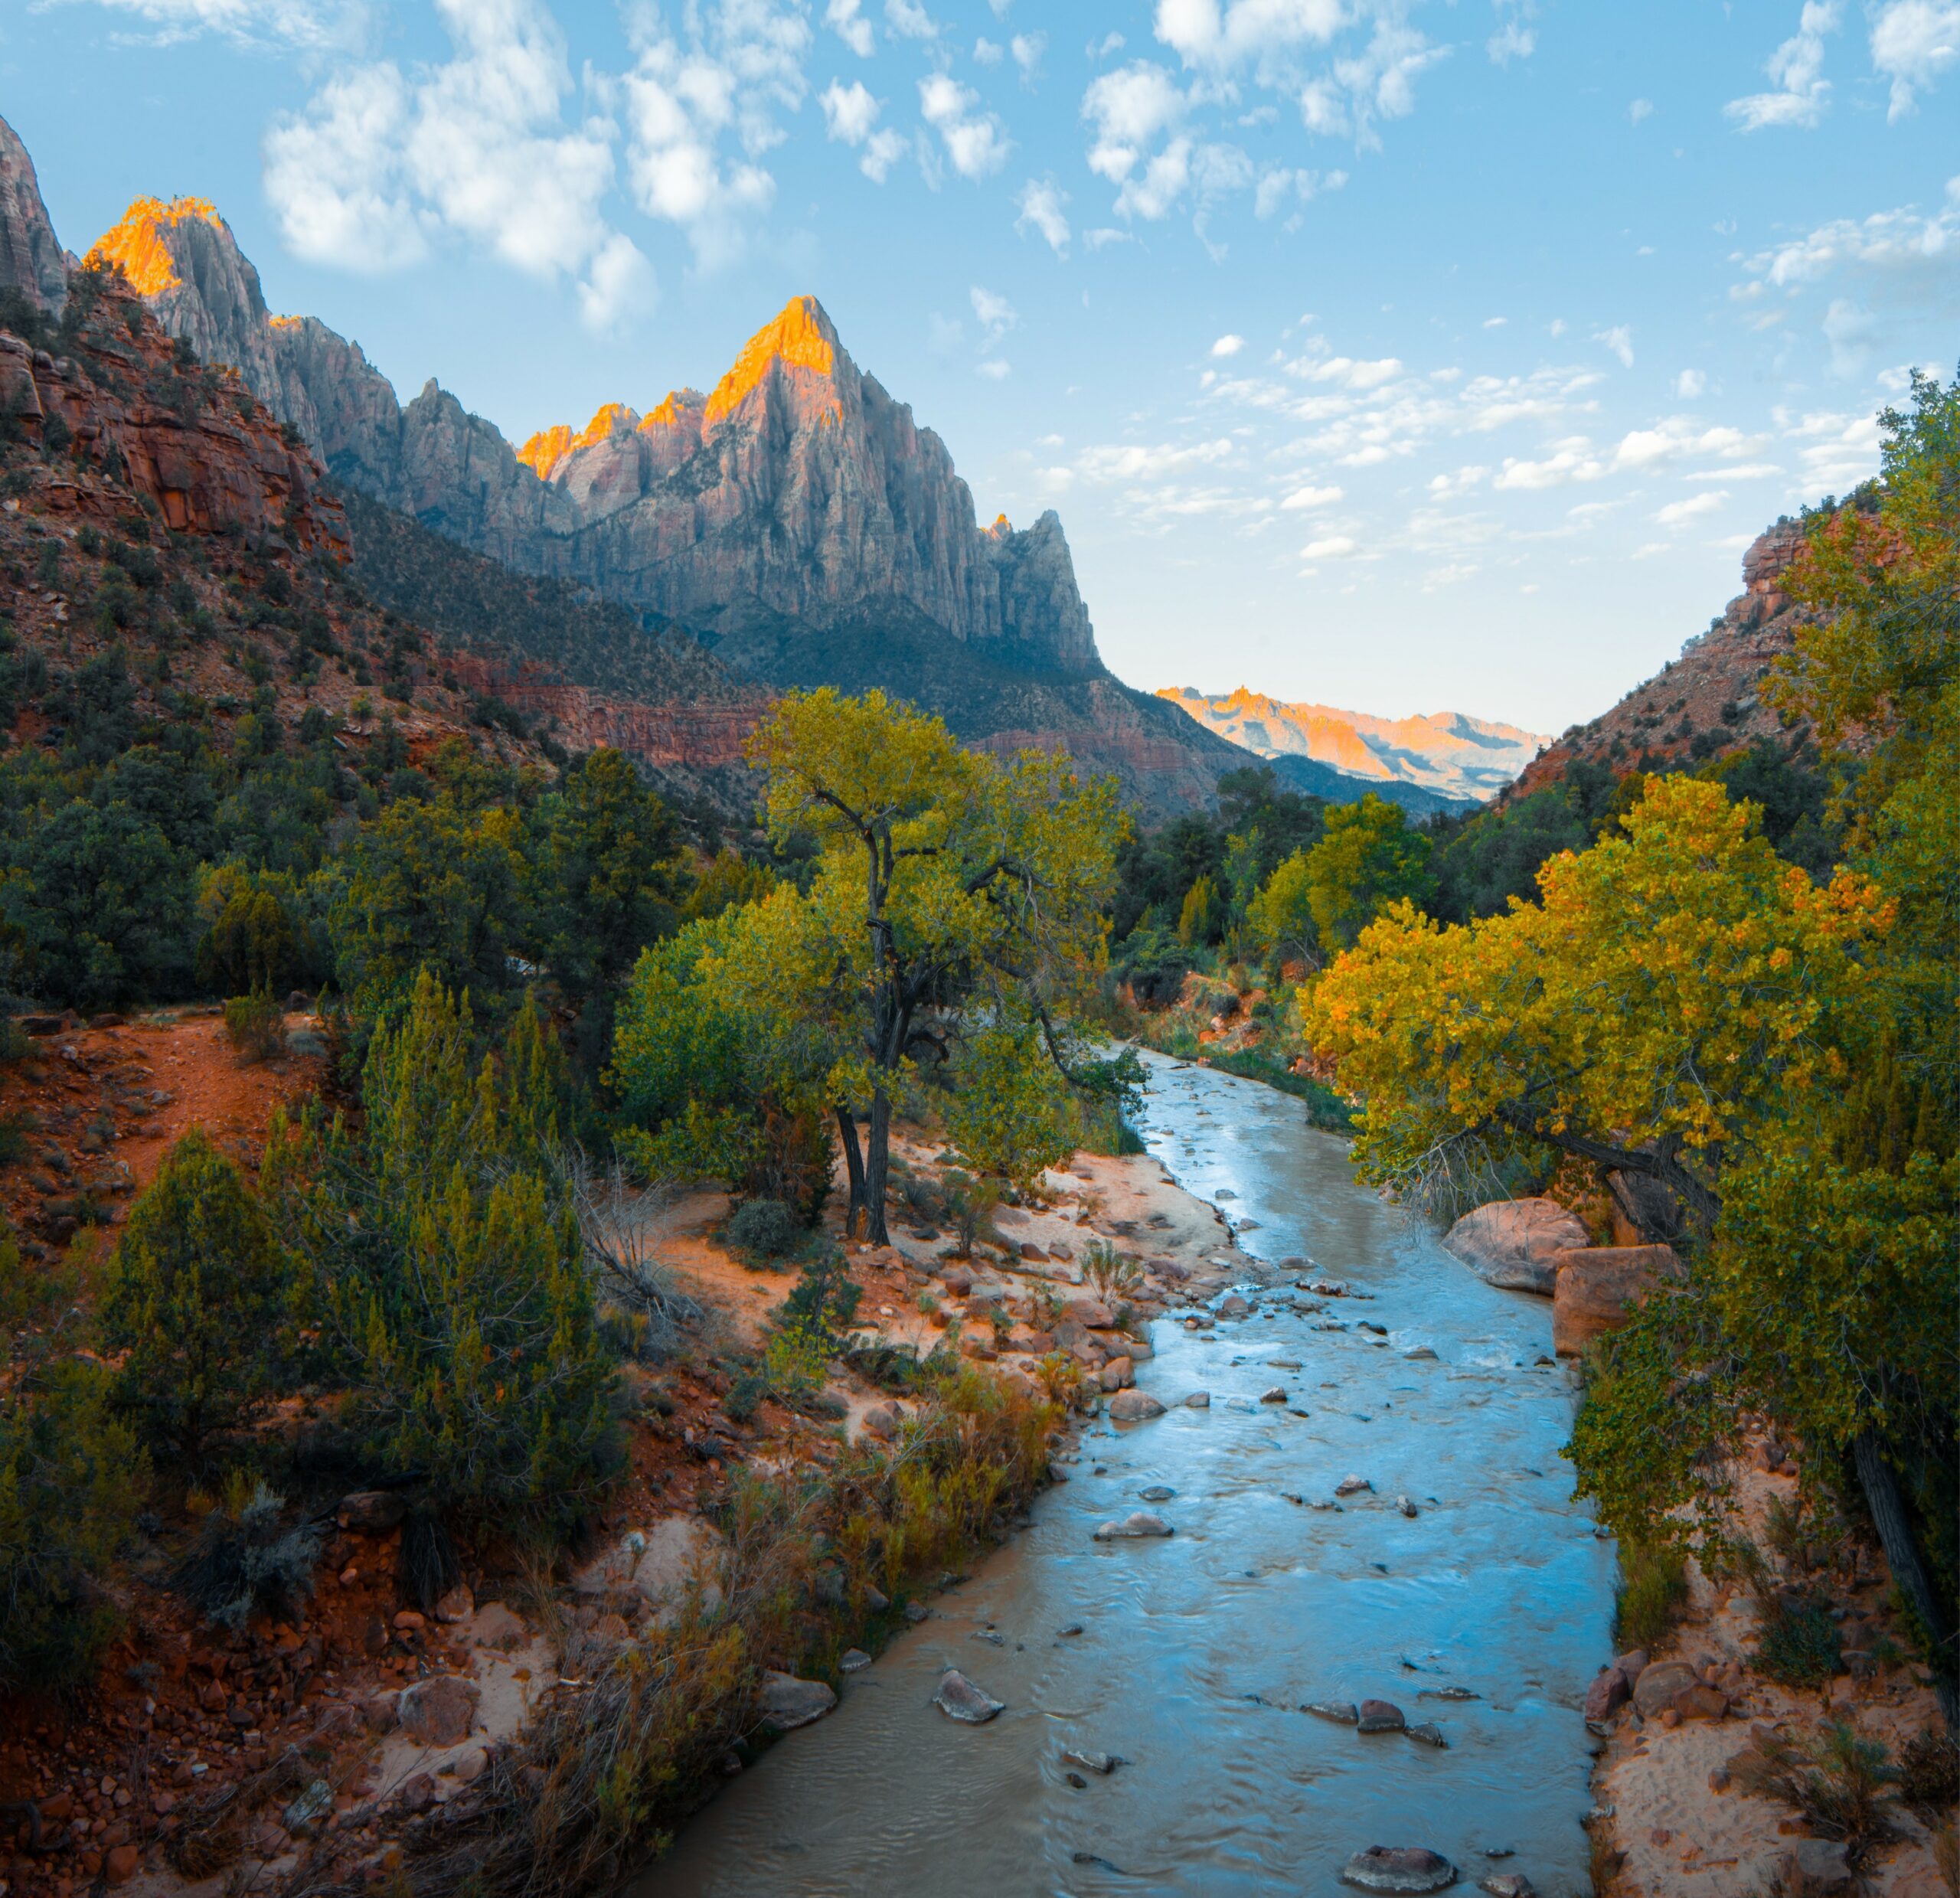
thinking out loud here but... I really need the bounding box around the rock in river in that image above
[933,1669,1003,1723]
[1108,1389,1166,1422]
[1304,1700,1359,1724]
[1341,1845,1459,1892]
[760,1671,836,1730]
[1094,1511,1174,1540]
[1442,1197,1589,1294]
[1184,1390,1211,1408]
[1480,1877,1537,1898]
[1356,1699,1406,1734]
[1335,1475,1374,1496]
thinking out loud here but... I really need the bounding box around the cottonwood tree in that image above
[734,688,1125,1243]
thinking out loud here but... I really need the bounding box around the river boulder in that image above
[1093,1511,1173,1540]
[1442,1198,1589,1293]
[1340,1845,1459,1892]
[760,1671,836,1730]
[933,1668,1003,1723]
[1108,1389,1165,1421]
[1551,1246,1684,1355]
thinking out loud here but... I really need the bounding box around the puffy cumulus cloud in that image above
[1655,490,1728,527]
[1083,60,1188,183]
[1628,96,1654,124]
[1295,19,1448,146]
[1782,407,1883,490]
[1301,532,1359,559]
[263,65,427,271]
[1253,164,1344,219]
[1280,481,1343,507]
[1674,368,1707,399]
[1868,0,1960,118]
[1011,31,1046,77]
[263,0,652,328]
[976,358,1011,379]
[1015,178,1071,253]
[1155,0,1344,70]
[1286,345,1404,390]
[57,0,363,50]
[920,73,1011,178]
[821,78,907,178]
[1212,333,1246,357]
[1594,325,1634,368]
[825,0,874,56]
[1612,416,1766,469]
[1725,1,1839,131]
[620,0,811,263]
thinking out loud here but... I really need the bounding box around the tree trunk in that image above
[1853,1428,1958,1730]
[863,1085,892,1246]
[835,1105,867,1239]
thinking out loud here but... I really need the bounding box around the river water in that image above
[651,1056,1616,1896]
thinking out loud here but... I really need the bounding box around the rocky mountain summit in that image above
[0,117,69,315]
[1159,686,1549,805]
[66,181,1250,810]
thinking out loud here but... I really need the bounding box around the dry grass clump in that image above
[1733,1722,1901,1864]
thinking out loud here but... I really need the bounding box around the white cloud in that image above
[1494,439,1606,489]
[1613,416,1762,469]
[264,0,652,326]
[1286,345,1405,389]
[885,0,937,40]
[1076,436,1236,482]
[1628,96,1654,124]
[1674,368,1707,399]
[1487,1,1535,65]
[1211,333,1245,357]
[1869,0,1960,118]
[1015,178,1071,253]
[920,72,1011,178]
[1011,30,1046,77]
[825,0,874,57]
[1083,60,1187,184]
[1594,324,1634,368]
[1726,1,1840,131]
[822,79,906,179]
[1655,490,1727,526]
[263,65,427,271]
[976,358,1011,380]
[1785,408,1883,490]
[1742,181,1960,289]
[1302,533,1359,559]
[971,284,1016,336]
[1253,164,1343,217]
[975,36,1004,64]
[1281,482,1343,508]
[57,0,361,50]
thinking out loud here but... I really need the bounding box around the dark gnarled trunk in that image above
[1853,1429,1958,1730]
[835,1105,867,1239]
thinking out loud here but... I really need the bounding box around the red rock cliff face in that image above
[1509,518,1818,797]
[0,116,68,314]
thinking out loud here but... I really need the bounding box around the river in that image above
[650,1055,1617,1896]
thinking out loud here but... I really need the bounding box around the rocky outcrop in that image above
[1550,1244,1684,1356]
[1511,517,1824,798]
[1442,1197,1592,1295]
[0,116,67,313]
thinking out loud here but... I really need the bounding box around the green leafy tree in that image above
[1176,872,1223,947]
[100,1129,298,1463]
[946,1017,1077,1193]
[1246,849,1320,965]
[739,689,1123,1243]
[1298,792,1433,951]
[265,975,618,1528]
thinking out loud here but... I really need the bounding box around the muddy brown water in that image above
[648,1055,1616,1896]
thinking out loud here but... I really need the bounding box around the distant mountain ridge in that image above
[1158,685,1550,804]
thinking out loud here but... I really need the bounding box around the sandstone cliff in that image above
[0,116,69,314]
[1509,518,1819,797]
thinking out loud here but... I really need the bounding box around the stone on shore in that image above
[933,1668,1003,1723]
[1442,1198,1589,1293]
[1630,1660,1726,1721]
[760,1671,836,1730]
[1775,1840,1854,1896]
[1340,1845,1459,1892]
[1108,1389,1165,1421]
[397,1676,479,1747]
[1551,1245,1684,1355]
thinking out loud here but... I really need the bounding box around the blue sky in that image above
[8,0,1958,733]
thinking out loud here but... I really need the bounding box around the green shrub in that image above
[1614,1537,1689,1650]
[264,975,619,1532]
[725,1197,804,1265]
[776,1243,861,1351]
[224,987,286,1062]
[173,1480,322,1629]
[0,1355,142,1694]
[100,1128,298,1463]
[1735,1723,1900,1860]
[1756,1594,1844,1687]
